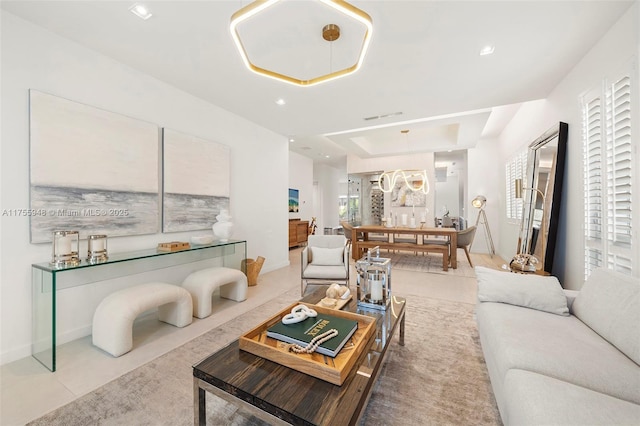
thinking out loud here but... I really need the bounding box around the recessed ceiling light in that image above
[129,3,152,20]
[325,155,330,158]
[289,138,295,143]
[275,98,286,106]
[480,45,495,56]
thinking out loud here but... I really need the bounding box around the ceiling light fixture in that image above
[378,170,430,195]
[230,0,373,87]
[480,45,495,56]
[129,3,152,20]
[275,98,286,106]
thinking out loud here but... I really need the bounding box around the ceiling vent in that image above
[363,112,403,121]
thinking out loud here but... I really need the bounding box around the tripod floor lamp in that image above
[471,195,495,256]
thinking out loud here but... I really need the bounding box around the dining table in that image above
[352,224,458,269]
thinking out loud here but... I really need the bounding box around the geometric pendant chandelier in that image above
[230,0,373,87]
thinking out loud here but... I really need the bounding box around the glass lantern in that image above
[355,249,391,310]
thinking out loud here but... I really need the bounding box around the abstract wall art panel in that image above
[29,90,160,243]
[162,128,230,233]
[289,188,299,213]
[390,181,427,207]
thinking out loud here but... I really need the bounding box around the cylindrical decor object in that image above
[51,230,80,267]
[87,234,108,264]
[242,256,265,286]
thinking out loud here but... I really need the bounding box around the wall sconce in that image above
[471,195,495,256]
[51,230,80,267]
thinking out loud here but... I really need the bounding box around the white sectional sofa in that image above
[475,267,640,425]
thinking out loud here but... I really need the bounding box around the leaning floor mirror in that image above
[516,122,568,274]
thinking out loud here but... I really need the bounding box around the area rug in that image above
[28,288,500,426]
[385,252,475,277]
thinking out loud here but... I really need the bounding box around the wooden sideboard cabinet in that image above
[289,219,309,248]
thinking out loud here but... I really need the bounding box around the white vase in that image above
[212,210,233,242]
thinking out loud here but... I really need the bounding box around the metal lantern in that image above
[355,248,391,310]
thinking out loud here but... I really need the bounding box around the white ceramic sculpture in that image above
[212,210,233,242]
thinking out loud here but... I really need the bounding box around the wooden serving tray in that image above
[239,301,376,385]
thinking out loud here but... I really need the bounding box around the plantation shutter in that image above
[606,75,633,274]
[582,69,635,278]
[505,150,527,220]
[583,94,604,275]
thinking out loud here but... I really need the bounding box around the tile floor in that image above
[0,247,501,425]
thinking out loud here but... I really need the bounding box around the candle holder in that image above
[87,234,108,264]
[355,250,391,310]
[50,230,80,267]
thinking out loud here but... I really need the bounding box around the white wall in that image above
[313,163,346,234]
[467,138,502,255]
[288,151,314,221]
[495,2,639,289]
[0,13,289,364]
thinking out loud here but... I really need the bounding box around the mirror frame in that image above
[517,122,568,274]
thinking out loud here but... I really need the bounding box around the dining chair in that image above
[301,235,350,296]
[340,221,363,244]
[456,226,477,267]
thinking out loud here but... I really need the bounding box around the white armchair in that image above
[301,235,350,296]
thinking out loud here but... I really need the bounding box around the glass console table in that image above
[31,240,247,372]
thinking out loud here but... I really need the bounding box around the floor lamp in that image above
[471,195,495,256]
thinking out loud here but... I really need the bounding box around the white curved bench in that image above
[92,282,193,357]
[182,267,248,319]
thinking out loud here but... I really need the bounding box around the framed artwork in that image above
[289,188,299,213]
[390,179,427,207]
[29,90,160,243]
[162,128,230,233]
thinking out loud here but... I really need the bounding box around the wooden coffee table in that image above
[192,288,406,425]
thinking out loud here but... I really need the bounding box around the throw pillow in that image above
[572,268,640,365]
[310,247,344,266]
[475,266,569,316]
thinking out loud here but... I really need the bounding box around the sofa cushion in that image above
[476,302,640,404]
[503,369,640,426]
[572,268,640,365]
[475,266,569,316]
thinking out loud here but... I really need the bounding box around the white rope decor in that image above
[288,329,339,354]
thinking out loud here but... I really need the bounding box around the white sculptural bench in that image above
[91,267,247,357]
[92,282,193,357]
[182,267,248,319]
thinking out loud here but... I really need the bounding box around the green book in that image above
[267,313,358,357]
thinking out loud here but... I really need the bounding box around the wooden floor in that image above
[470,253,509,271]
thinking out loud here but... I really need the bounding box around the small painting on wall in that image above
[29,90,160,243]
[289,188,299,213]
[162,128,230,233]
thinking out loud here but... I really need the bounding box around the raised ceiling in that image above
[2,1,633,166]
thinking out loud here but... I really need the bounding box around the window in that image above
[582,68,636,278]
[505,150,528,220]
